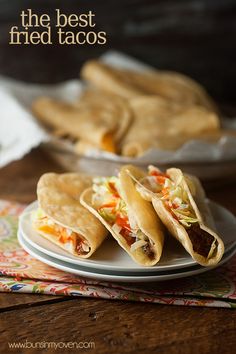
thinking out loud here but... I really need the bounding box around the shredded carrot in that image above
[120,228,135,246]
[108,182,120,198]
[155,176,167,185]
[164,201,179,220]
[116,215,131,232]
[150,170,168,178]
[98,202,117,210]
[162,187,169,196]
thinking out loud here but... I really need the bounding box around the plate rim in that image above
[19,201,202,272]
[18,230,236,283]
[19,200,236,273]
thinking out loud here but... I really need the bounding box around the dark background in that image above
[0,0,236,104]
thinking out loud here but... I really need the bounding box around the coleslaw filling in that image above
[140,166,199,227]
[92,177,155,258]
[138,166,216,259]
[32,209,90,255]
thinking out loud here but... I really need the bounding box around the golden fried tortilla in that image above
[32,90,132,153]
[121,96,220,157]
[80,166,164,266]
[130,165,224,266]
[81,60,217,111]
[33,173,108,258]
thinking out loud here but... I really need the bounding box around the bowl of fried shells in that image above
[31,58,236,179]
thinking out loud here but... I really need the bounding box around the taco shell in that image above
[150,168,224,266]
[80,166,164,266]
[33,173,108,258]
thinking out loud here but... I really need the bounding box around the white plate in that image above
[19,200,236,274]
[18,230,236,283]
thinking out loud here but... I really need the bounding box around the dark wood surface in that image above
[0,148,236,354]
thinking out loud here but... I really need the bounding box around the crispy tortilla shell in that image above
[36,173,108,258]
[81,60,217,111]
[80,166,164,266]
[121,96,220,157]
[151,168,224,266]
[32,91,132,153]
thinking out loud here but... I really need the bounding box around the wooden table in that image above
[0,148,236,354]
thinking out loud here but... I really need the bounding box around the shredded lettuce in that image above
[139,169,198,227]
[98,208,116,224]
[92,176,150,251]
[32,208,46,219]
[92,176,128,223]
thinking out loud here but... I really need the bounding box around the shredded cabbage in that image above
[139,168,198,227]
[130,239,147,252]
[92,176,151,252]
[92,176,128,222]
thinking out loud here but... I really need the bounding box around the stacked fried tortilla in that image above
[31,59,236,157]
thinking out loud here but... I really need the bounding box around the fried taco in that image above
[81,60,217,111]
[80,166,164,266]
[32,173,108,258]
[32,90,132,153]
[128,165,224,266]
[121,96,220,157]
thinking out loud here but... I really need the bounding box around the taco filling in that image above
[92,177,155,259]
[139,166,217,259]
[32,209,91,255]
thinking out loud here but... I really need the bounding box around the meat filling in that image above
[76,240,91,255]
[187,224,216,258]
[142,243,155,260]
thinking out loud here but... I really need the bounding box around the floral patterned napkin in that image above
[0,200,236,308]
